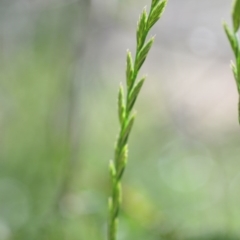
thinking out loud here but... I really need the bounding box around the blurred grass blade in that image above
[223,22,238,57]
[232,0,240,32]
[224,0,240,123]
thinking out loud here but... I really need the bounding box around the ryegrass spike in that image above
[107,1,168,240]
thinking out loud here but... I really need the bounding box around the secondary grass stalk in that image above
[107,1,167,240]
[223,0,240,123]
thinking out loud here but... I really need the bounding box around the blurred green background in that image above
[1,0,240,239]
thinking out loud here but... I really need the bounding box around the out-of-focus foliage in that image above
[0,0,240,240]
[223,0,240,123]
